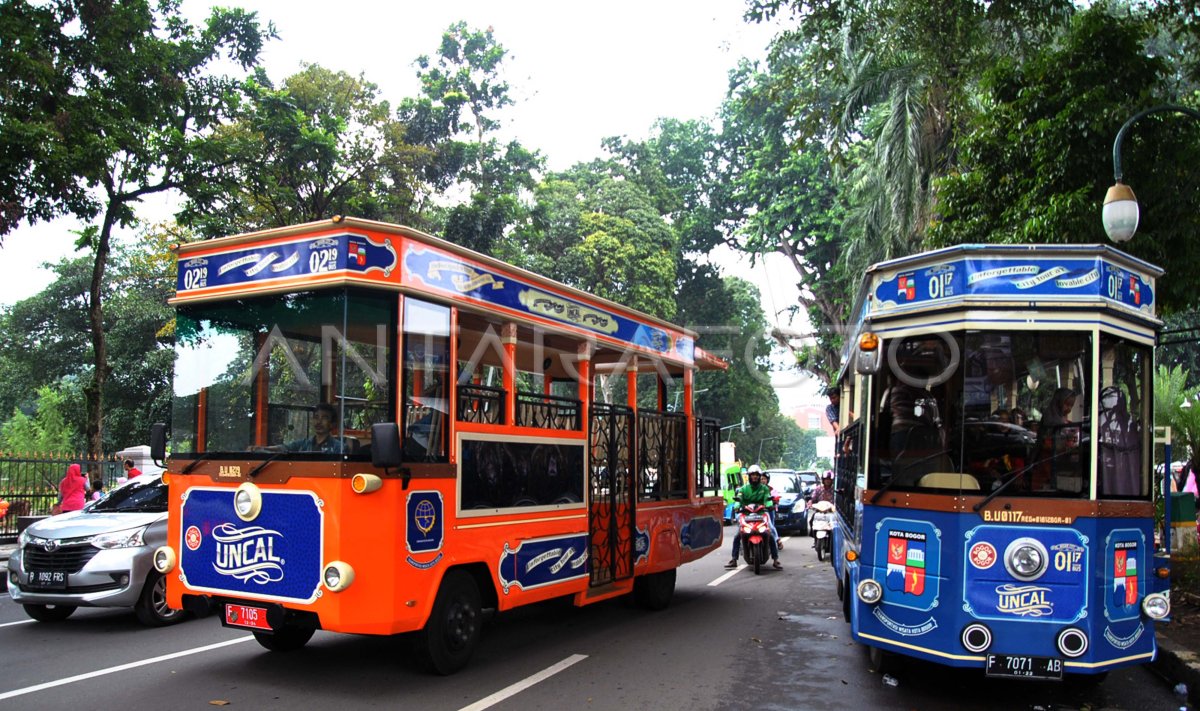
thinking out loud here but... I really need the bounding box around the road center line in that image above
[458,654,588,711]
[0,619,35,628]
[0,635,255,700]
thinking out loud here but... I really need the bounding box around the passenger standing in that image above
[58,463,87,513]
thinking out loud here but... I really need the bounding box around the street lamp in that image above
[1102,104,1200,243]
[757,436,780,466]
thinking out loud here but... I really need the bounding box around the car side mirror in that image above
[150,423,167,466]
[370,423,409,488]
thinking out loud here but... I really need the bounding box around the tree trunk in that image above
[84,207,117,472]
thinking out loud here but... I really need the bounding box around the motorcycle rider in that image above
[725,465,782,570]
[808,471,835,531]
[762,471,782,550]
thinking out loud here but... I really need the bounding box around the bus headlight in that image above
[1142,592,1170,620]
[323,561,355,592]
[1004,538,1048,581]
[153,546,177,573]
[857,578,883,605]
[234,482,263,521]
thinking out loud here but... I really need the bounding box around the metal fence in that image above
[0,452,123,542]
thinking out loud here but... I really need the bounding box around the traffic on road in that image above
[1,526,1180,710]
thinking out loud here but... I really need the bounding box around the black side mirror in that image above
[370,422,409,488]
[150,423,167,466]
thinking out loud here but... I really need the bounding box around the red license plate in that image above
[224,603,272,631]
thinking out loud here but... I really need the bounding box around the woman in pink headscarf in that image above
[58,463,87,512]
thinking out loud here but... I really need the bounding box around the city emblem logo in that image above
[185,525,202,551]
[886,530,926,595]
[1113,541,1138,608]
[969,541,997,569]
[414,498,437,536]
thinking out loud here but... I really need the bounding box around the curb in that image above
[1152,632,1200,705]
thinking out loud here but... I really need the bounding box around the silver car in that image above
[5,473,186,626]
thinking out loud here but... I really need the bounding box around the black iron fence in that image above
[0,452,123,542]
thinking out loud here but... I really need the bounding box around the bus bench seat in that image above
[917,472,981,490]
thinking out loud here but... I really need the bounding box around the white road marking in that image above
[0,635,255,700]
[0,619,34,628]
[708,536,791,587]
[459,654,588,711]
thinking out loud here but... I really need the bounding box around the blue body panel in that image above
[846,505,1157,672]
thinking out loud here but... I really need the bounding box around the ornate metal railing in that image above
[0,452,122,542]
[516,392,582,431]
[696,417,721,495]
[456,384,506,425]
[638,410,688,501]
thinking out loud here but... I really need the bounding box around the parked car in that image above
[5,473,187,626]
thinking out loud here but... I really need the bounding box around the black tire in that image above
[633,569,676,611]
[135,571,188,627]
[842,577,851,622]
[418,570,482,675]
[836,574,844,601]
[867,644,893,674]
[22,603,76,622]
[816,537,826,562]
[253,624,315,652]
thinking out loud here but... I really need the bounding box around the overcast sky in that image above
[0,0,819,411]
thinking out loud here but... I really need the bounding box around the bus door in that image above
[589,402,636,586]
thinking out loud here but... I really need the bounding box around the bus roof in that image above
[171,216,727,371]
[835,243,1163,383]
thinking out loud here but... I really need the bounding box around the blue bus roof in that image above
[835,244,1163,382]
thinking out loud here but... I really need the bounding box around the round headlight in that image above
[1056,627,1089,658]
[323,561,355,593]
[1004,538,1048,581]
[857,578,883,605]
[961,623,992,653]
[1143,592,1170,620]
[233,482,262,521]
[153,545,177,574]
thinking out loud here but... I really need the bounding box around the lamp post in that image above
[1102,104,1200,243]
[757,436,780,467]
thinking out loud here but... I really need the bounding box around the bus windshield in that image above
[170,289,395,459]
[869,330,1150,500]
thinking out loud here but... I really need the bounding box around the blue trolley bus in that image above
[828,244,1171,681]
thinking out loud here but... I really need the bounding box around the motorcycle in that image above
[736,503,774,574]
[810,500,836,562]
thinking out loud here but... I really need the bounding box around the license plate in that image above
[223,603,272,631]
[28,570,66,589]
[985,654,1063,680]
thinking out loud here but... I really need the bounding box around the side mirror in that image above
[370,423,409,488]
[150,423,167,466]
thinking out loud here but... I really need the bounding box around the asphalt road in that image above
[0,529,1186,711]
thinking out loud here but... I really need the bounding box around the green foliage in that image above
[181,65,436,236]
[398,22,542,254]
[0,381,83,453]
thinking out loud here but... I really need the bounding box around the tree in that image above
[180,64,437,237]
[0,224,178,452]
[928,6,1200,313]
[0,0,271,462]
[398,22,541,254]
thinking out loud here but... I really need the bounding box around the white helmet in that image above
[748,464,762,474]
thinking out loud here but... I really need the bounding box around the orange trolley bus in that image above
[149,217,726,673]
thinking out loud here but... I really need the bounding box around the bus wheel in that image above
[633,569,676,611]
[253,624,315,652]
[841,577,851,622]
[419,571,482,675]
[866,644,893,674]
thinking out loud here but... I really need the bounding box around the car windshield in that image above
[91,477,168,513]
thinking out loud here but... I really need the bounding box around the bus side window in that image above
[403,299,450,462]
